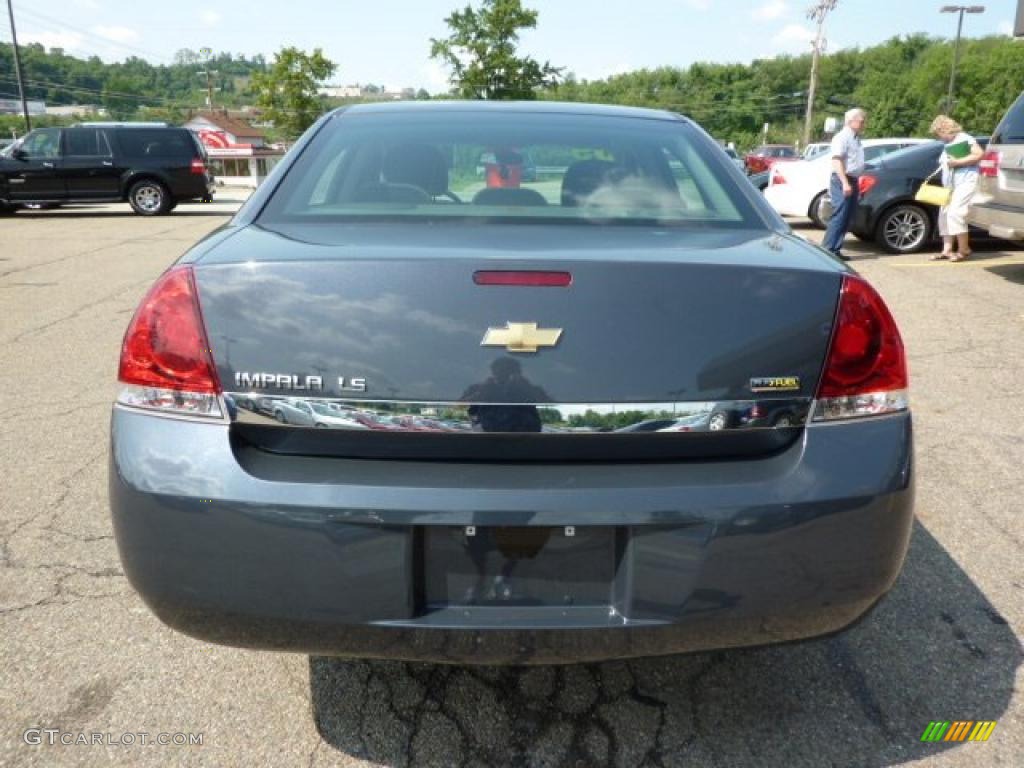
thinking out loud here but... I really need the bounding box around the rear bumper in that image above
[169,175,215,201]
[763,184,813,218]
[109,408,914,664]
[967,200,1024,241]
[851,203,880,239]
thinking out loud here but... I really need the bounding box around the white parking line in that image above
[888,258,1024,268]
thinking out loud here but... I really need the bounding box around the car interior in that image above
[290,133,750,224]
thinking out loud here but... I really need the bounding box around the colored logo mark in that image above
[920,721,997,742]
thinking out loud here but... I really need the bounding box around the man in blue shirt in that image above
[822,108,867,261]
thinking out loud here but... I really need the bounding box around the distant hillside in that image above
[546,34,1024,149]
[0,44,267,121]
[4,34,1022,149]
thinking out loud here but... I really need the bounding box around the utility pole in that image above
[5,0,31,132]
[802,0,839,148]
[198,47,217,110]
[941,5,985,114]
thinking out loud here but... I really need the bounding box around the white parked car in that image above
[765,138,931,227]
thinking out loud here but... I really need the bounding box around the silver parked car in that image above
[969,91,1024,241]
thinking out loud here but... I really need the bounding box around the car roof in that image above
[332,100,687,122]
[860,137,930,146]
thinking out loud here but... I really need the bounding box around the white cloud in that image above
[22,30,85,51]
[92,25,140,43]
[684,0,711,10]
[754,1,788,21]
[997,20,1013,36]
[200,10,222,27]
[772,23,816,52]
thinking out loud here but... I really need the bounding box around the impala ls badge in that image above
[481,322,563,353]
[233,372,366,392]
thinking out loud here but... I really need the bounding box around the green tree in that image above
[102,74,144,120]
[250,47,337,138]
[430,0,561,99]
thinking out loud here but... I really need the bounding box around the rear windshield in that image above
[991,92,1024,145]
[116,129,193,158]
[867,141,941,168]
[258,110,763,228]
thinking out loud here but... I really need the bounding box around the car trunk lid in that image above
[193,224,841,460]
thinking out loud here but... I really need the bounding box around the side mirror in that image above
[12,147,28,161]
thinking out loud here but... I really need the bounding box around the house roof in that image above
[190,111,265,138]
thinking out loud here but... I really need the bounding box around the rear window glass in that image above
[991,92,1024,145]
[116,129,192,158]
[65,128,111,157]
[867,141,941,167]
[259,111,762,228]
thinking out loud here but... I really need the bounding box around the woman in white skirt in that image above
[929,115,984,262]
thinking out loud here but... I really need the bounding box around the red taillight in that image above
[190,157,207,175]
[858,174,877,196]
[770,170,786,185]
[473,270,572,287]
[119,266,220,394]
[979,151,1000,178]
[814,274,908,420]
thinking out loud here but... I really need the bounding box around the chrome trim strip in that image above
[224,393,813,433]
[114,385,230,424]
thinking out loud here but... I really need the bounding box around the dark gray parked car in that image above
[109,101,914,664]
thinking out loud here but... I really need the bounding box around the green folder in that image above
[945,140,971,159]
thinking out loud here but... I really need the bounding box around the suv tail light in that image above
[814,274,908,421]
[190,157,207,175]
[770,170,786,185]
[979,151,1000,178]
[117,265,223,419]
[858,174,877,196]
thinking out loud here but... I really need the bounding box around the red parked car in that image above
[744,144,799,175]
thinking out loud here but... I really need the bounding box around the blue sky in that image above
[6,0,1020,91]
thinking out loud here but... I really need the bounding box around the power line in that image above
[0,73,312,116]
[0,74,194,106]
[14,5,175,64]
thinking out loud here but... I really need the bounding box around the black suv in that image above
[0,123,214,215]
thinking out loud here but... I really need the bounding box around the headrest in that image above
[472,188,548,207]
[382,144,449,196]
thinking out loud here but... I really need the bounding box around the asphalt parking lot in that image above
[1,199,1021,767]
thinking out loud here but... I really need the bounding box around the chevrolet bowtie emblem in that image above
[481,322,563,353]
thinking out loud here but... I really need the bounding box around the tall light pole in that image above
[802,0,839,148]
[941,5,985,114]
[5,0,31,132]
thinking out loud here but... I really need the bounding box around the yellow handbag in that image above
[914,168,952,207]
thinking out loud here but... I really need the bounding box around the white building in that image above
[319,85,363,99]
[183,111,284,189]
[0,99,45,116]
[45,104,105,117]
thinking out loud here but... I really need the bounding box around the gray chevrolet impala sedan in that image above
[109,102,914,664]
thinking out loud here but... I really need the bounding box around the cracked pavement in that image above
[0,203,1021,767]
